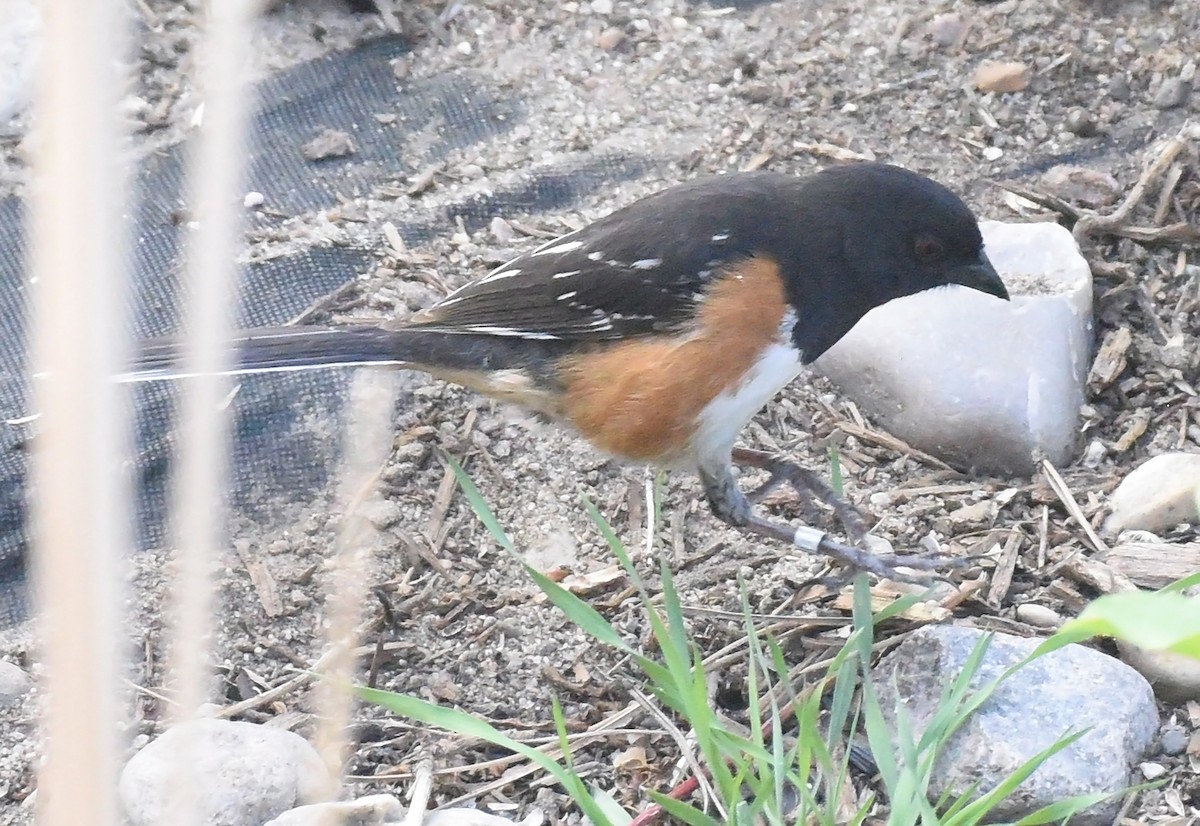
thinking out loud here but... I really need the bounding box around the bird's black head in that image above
[789,163,1008,362]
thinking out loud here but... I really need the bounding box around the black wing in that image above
[408,172,804,342]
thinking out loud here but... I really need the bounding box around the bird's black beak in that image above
[952,251,1009,301]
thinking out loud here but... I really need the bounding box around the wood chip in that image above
[234,540,282,617]
[833,581,951,622]
[1107,540,1200,589]
[985,528,1021,606]
[1088,326,1133,388]
[974,60,1031,93]
[1059,554,1138,595]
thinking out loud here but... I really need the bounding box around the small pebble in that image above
[1108,74,1131,101]
[301,129,355,161]
[362,499,402,530]
[1159,725,1188,756]
[1015,603,1061,628]
[1082,439,1106,469]
[597,26,625,51]
[1064,108,1100,137]
[243,191,265,209]
[0,660,32,706]
[928,13,965,48]
[456,41,473,56]
[1139,761,1167,780]
[490,216,514,244]
[982,146,1003,161]
[590,0,614,14]
[1152,77,1191,110]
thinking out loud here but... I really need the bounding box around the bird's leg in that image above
[731,446,869,542]
[700,459,960,582]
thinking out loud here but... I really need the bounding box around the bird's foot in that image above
[731,446,869,541]
[742,515,965,584]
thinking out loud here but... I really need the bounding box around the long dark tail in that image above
[124,326,415,381]
[122,324,563,383]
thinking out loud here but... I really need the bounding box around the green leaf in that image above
[646,791,721,826]
[829,444,844,498]
[523,564,633,653]
[589,786,633,825]
[444,453,514,552]
[1055,591,1200,658]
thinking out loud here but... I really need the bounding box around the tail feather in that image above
[124,326,417,382]
[123,324,571,384]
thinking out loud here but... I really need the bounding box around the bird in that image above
[130,162,1009,578]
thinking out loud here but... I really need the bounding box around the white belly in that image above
[688,339,804,468]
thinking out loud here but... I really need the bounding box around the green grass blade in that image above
[359,686,611,824]
[589,786,634,825]
[646,792,721,826]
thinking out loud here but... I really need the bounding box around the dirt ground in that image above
[1,0,1198,822]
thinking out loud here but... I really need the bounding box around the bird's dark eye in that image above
[913,235,945,262]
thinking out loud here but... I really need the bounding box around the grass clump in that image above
[360,458,1120,824]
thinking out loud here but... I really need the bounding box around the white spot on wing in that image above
[533,239,585,256]
[465,325,561,340]
[480,266,522,283]
[551,270,582,279]
[556,291,578,301]
[586,251,604,261]
[632,258,662,270]
[712,233,730,242]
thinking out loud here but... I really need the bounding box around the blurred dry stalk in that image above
[28,0,394,822]
[164,0,257,822]
[28,2,132,825]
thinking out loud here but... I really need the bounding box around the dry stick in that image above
[1074,127,1192,244]
[999,123,1199,247]
[402,758,435,826]
[1039,459,1108,554]
[312,372,399,802]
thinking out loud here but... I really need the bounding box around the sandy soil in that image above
[0,0,1197,821]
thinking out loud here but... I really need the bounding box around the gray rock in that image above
[0,0,38,121]
[872,625,1157,825]
[119,718,330,826]
[815,221,1092,475]
[265,794,403,826]
[0,660,32,706]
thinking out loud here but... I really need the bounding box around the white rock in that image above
[1105,453,1200,534]
[1119,639,1200,702]
[265,794,402,826]
[119,718,330,826]
[0,0,39,121]
[816,220,1092,475]
[1015,603,1061,628]
[426,808,545,826]
[0,660,32,706]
